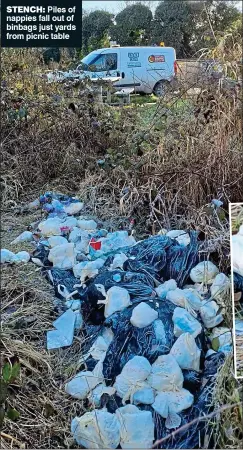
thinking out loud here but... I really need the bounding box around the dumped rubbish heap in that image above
[1,192,232,449]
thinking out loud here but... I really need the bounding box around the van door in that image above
[115,49,146,92]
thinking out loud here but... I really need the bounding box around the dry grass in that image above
[0,209,90,448]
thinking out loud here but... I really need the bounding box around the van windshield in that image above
[77,53,118,72]
[77,53,99,71]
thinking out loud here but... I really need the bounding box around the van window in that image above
[89,53,118,72]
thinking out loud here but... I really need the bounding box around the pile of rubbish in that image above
[1,192,232,449]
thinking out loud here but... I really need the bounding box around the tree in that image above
[191,1,241,53]
[82,10,114,52]
[152,0,241,58]
[110,3,153,46]
[152,0,194,57]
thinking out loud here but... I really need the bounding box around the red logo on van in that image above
[148,55,165,63]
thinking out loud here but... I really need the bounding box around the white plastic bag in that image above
[110,252,128,270]
[48,243,76,269]
[172,307,202,338]
[166,230,190,246]
[14,251,30,263]
[155,279,177,299]
[64,201,84,215]
[39,217,62,236]
[153,319,166,342]
[114,356,152,404]
[200,300,223,328]
[210,273,230,301]
[132,384,155,405]
[100,231,136,254]
[190,261,219,284]
[69,227,83,243]
[61,217,78,229]
[77,219,97,230]
[75,231,91,254]
[48,236,68,247]
[82,335,109,363]
[71,409,121,449]
[1,249,17,264]
[166,288,201,316]
[170,333,201,371]
[65,366,103,399]
[11,231,33,244]
[74,259,104,281]
[147,354,183,392]
[97,286,131,318]
[116,405,154,449]
[130,302,158,328]
[80,260,104,284]
[88,384,116,407]
[152,389,194,422]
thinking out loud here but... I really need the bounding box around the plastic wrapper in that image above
[172,307,202,337]
[65,363,104,399]
[190,261,219,284]
[155,279,177,299]
[200,300,223,328]
[116,405,154,449]
[210,273,230,301]
[64,201,84,215]
[170,333,201,371]
[97,286,131,318]
[130,302,158,328]
[114,356,151,404]
[77,219,97,230]
[48,236,68,247]
[48,243,76,269]
[71,409,121,449]
[147,354,183,391]
[11,231,33,244]
[166,230,190,246]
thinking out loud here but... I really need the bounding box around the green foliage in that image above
[0,361,21,426]
[7,408,20,421]
[152,0,194,56]
[110,3,153,46]
[82,10,114,52]
[192,0,241,53]
[42,48,60,65]
[152,0,241,57]
[2,361,20,384]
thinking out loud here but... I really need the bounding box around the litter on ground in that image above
[1,191,233,449]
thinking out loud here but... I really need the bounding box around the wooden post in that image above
[106,89,112,104]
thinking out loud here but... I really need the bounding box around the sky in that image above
[83,0,242,14]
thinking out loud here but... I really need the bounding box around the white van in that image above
[77,46,177,96]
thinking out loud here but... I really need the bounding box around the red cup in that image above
[89,239,101,251]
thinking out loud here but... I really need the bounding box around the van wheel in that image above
[153,80,170,97]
